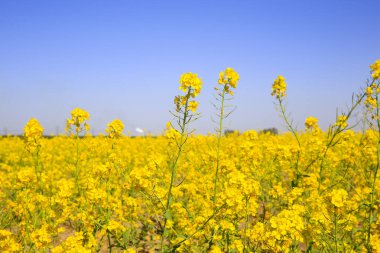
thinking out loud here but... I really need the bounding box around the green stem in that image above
[24,194,32,249]
[161,89,191,252]
[278,98,301,187]
[75,131,80,194]
[367,88,380,251]
[244,196,249,252]
[334,208,338,253]
[107,231,112,253]
[34,142,42,193]
[105,142,115,252]
[213,89,226,210]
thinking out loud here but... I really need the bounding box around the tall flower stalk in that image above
[22,118,44,249]
[66,108,90,194]
[104,119,124,252]
[364,59,380,252]
[212,68,239,211]
[160,72,202,252]
[24,118,44,192]
[271,75,303,187]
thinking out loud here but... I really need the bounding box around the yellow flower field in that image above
[1,62,380,252]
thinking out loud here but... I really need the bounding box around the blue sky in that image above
[0,0,379,135]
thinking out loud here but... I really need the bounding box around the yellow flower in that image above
[209,246,223,253]
[218,71,224,84]
[175,73,202,115]
[66,108,90,134]
[165,121,180,140]
[124,248,137,253]
[366,86,374,95]
[365,85,377,109]
[166,121,172,130]
[305,116,318,129]
[24,118,44,137]
[71,108,90,124]
[174,95,190,112]
[106,119,124,138]
[179,72,202,97]
[330,189,348,208]
[218,67,240,89]
[51,232,91,253]
[107,220,124,232]
[334,115,348,129]
[0,230,21,252]
[188,101,198,113]
[271,75,287,98]
[24,118,44,152]
[31,225,51,249]
[166,219,174,229]
[370,59,380,80]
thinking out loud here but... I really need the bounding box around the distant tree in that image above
[224,129,240,136]
[260,127,278,135]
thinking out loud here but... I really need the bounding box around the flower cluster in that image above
[305,116,319,130]
[175,72,202,113]
[370,59,380,80]
[105,119,124,138]
[65,108,90,134]
[330,189,348,208]
[365,83,380,110]
[179,72,202,97]
[334,115,348,129]
[364,60,380,124]
[217,67,240,94]
[24,118,44,152]
[174,95,198,113]
[271,75,287,98]
[0,229,21,251]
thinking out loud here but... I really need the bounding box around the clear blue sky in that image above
[0,0,379,135]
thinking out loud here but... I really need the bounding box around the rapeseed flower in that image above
[188,101,198,112]
[218,67,240,91]
[271,75,287,98]
[24,118,44,152]
[365,86,377,109]
[106,119,124,138]
[331,189,348,208]
[305,116,319,129]
[175,72,202,113]
[370,59,380,80]
[179,72,202,97]
[335,115,348,129]
[65,108,90,133]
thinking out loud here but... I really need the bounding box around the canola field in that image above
[1,62,380,252]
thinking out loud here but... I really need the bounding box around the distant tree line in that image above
[224,127,278,136]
